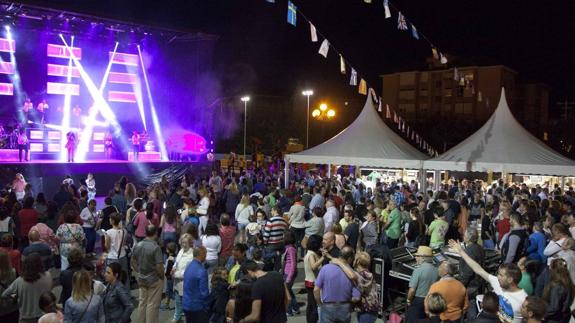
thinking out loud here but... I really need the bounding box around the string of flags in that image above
[275,0,441,156]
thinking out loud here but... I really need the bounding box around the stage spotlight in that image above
[59,33,62,37]
[4,25,9,31]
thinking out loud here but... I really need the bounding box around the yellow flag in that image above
[359,79,367,95]
[431,47,439,60]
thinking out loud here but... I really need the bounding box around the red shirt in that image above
[496,218,511,242]
[18,208,39,238]
[0,247,20,274]
[219,225,236,259]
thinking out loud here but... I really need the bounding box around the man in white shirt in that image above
[80,199,100,256]
[323,200,339,233]
[309,187,325,211]
[448,239,527,323]
[543,223,571,265]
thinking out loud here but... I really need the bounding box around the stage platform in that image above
[0,159,214,196]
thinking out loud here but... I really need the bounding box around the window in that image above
[400,73,416,86]
[399,90,415,100]
[464,103,473,115]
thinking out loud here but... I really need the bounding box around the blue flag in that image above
[411,24,419,39]
[287,1,297,26]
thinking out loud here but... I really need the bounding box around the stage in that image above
[0,159,214,196]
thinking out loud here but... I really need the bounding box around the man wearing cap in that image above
[406,246,439,322]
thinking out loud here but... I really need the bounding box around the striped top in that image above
[263,216,288,245]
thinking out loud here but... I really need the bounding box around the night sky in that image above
[23,0,574,102]
[12,0,575,142]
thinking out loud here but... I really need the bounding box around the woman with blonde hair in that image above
[235,194,253,243]
[171,233,195,323]
[197,187,210,236]
[63,270,105,322]
[124,183,137,209]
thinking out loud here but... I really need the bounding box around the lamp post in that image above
[312,103,336,143]
[302,90,314,149]
[240,96,250,161]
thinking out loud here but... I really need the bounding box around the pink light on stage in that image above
[47,64,80,77]
[0,61,14,74]
[47,82,79,95]
[0,82,13,95]
[47,44,82,59]
[108,90,137,103]
[108,72,137,84]
[165,129,207,154]
[109,52,138,66]
[0,38,15,53]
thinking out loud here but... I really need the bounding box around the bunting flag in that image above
[432,47,439,60]
[401,120,406,132]
[287,1,297,26]
[459,77,465,86]
[339,55,346,74]
[393,111,398,123]
[543,132,548,141]
[383,0,391,19]
[453,67,459,81]
[265,0,275,2]
[364,0,372,3]
[411,131,415,141]
[318,39,330,58]
[478,91,483,102]
[397,119,401,130]
[416,134,420,144]
[350,68,357,86]
[378,100,382,112]
[440,53,448,64]
[358,79,367,95]
[397,12,408,30]
[385,104,391,118]
[369,88,378,101]
[435,151,439,157]
[310,23,318,42]
[411,24,419,40]
[407,126,410,137]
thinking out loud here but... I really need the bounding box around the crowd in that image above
[0,166,574,323]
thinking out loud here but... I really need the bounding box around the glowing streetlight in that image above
[302,90,313,149]
[327,109,336,118]
[319,103,328,111]
[241,96,250,160]
[312,109,321,118]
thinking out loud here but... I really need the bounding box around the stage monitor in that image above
[47,131,61,140]
[30,130,43,140]
[30,143,43,152]
[48,143,60,152]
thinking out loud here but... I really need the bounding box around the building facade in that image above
[380,65,549,151]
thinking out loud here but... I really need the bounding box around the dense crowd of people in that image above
[0,167,574,323]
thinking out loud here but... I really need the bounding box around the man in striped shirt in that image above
[264,205,288,271]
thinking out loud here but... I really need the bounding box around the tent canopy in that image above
[285,96,428,169]
[424,89,575,176]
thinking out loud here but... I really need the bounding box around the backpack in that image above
[501,229,529,263]
[125,209,140,235]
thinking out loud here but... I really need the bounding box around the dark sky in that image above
[16,0,575,116]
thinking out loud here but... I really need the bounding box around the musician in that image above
[36,99,49,124]
[131,131,140,161]
[17,128,28,162]
[22,98,32,124]
[65,131,76,162]
[104,130,113,160]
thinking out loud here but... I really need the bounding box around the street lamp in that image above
[241,96,250,161]
[302,90,314,149]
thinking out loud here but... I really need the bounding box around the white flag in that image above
[339,55,346,74]
[440,53,448,64]
[453,67,459,81]
[310,23,318,42]
[318,39,329,58]
[350,68,357,86]
[384,0,391,19]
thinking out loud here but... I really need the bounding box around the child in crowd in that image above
[245,213,262,242]
[161,242,177,310]
[38,291,64,323]
[208,267,230,323]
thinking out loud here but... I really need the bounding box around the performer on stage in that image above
[22,98,32,124]
[17,128,28,162]
[104,130,113,160]
[131,131,140,161]
[65,131,76,162]
[36,99,49,125]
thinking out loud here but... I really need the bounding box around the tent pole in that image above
[561,176,565,192]
[419,168,427,192]
[327,164,332,178]
[434,170,441,191]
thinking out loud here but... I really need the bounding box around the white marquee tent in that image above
[285,96,428,170]
[423,89,575,176]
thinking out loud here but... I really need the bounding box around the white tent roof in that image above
[424,89,575,176]
[285,96,428,169]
